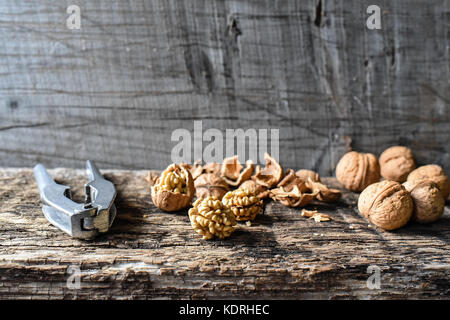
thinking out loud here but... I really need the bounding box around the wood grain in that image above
[0,0,448,174]
[0,168,448,299]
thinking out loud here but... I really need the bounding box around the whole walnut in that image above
[358,180,413,230]
[151,164,195,212]
[188,196,237,240]
[379,146,416,183]
[336,151,380,192]
[194,173,229,200]
[407,164,450,200]
[403,180,445,224]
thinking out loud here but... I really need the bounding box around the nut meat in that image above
[188,196,237,240]
[222,188,263,221]
[151,164,195,212]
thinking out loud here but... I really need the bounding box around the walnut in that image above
[222,188,263,221]
[379,146,416,182]
[188,196,237,240]
[305,179,341,203]
[407,164,450,200]
[336,151,380,192]
[403,180,445,224]
[296,169,321,182]
[194,173,229,200]
[151,164,195,212]
[254,153,284,188]
[358,180,413,230]
[270,185,317,208]
[221,156,254,186]
[239,179,270,199]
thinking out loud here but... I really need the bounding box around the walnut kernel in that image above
[188,196,237,240]
[151,164,195,212]
[222,188,263,221]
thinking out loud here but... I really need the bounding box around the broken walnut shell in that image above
[296,169,321,183]
[254,153,284,188]
[336,151,380,192]
[305,178,341,203]
[239,179,270,199]
[403,180,445,224]
[221,156,254,187]
[277,169,309,193]
[358,180,413,230]
[194,173,229,200]
[188,196,237,240]
[379,146,416,183]
[151,164,195,212]
[222,188,263,221]
[407,164,450,200]
[270,185,317,208]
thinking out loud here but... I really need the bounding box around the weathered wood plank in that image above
[0,1,448,174]
[0,168,448,299]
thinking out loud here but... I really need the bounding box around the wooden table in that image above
[0,168,448,299]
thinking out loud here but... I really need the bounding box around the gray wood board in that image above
[0,0,448,175]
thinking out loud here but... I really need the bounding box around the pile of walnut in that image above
[147,153,342,240]
[336,146,449,231]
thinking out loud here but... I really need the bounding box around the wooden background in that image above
[0,0,448,175]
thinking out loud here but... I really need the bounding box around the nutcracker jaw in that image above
[33,161,117,239]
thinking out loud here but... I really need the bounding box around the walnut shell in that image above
[407,164,450,200]
[270,185,317,208]
[221,156,254,187]
[239,180,270,199]
[379,146,416,182]
[403,180,445,223]
[188,196,237,240]
[277,169,309,193]
[151,164,195,212]
[305,179,341,203]
[358,180,413,230]
[254,153,284,188]
[194,173,229,200]
[336,151,380,192]
[295,169,321,182]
